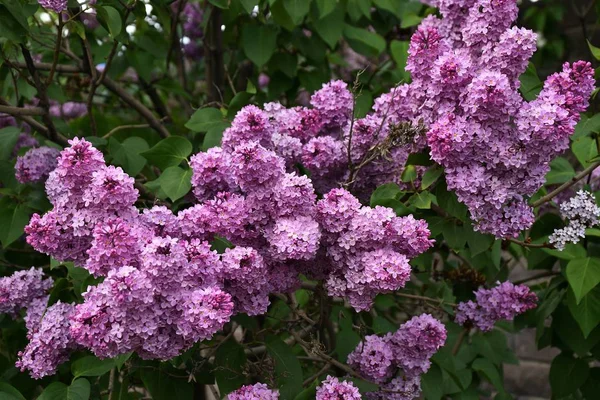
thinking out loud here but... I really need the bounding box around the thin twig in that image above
[103,123,152,139]
[107,368,116,400]
[532,161,600,207]
[46,19,64,85]
[505,238,553,249]
[396,292,457,307]
[452,329,468,355]
[513,271,560,285]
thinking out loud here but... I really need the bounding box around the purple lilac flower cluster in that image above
[0,268,51,317]
[18,135,433,377]
[15,146,60,184]
[38,0,68,13]
[397,0,596,238]
[221,80,423,198]
[0,268,77,378]
[347,314,447,399]
[317,189,433,311]
[455,281,538,331]
[49,101,88,120]
[228,383,279,399]
[316,376,362,400]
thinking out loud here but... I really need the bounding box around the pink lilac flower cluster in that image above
[171,0,204,59]
[549,190,600,250]
[316,376,362,400]
[49,102,88,120]
[347,314,446,399]
[455,281,538,331]
[0,268,78,378]
[15,146,60,184]
[16,301,79,379]
[317,189,434,311]
[38,0,68,13]
[228,383,279,399]
[0,268,51,316]
[221,80,422,198]
[391,0,596,238]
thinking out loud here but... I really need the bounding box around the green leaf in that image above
[269,52,298,78]
[549,353,590,398]
[573,114,600,140]
[266,335,303,399]
[0,126,21,161]
[0,383,25,400]
[390,40,409,73]
[581,368,600,400]
[203,123,229,150]
[422,364,444,400]
[370,183,402,206]
[239,0,258,13]
[347,0,371,21]
[38,379,91,400]
[312,3,345,48]
[472,358,504,391]
[97,6,122,39]
[0,6,27,43]
[567,286,600,338]
[108,136,149,176]
[421,166,442,190]
[293,380,318,400]
[315,0,337,18]
[572,133,598,168]
[466,224,495,257]
[72,355,127,378]
[347,378,378,395]
[0,198,30,247]
[546,157,575,185]
[519,63,543,101]
[588,40,600,61]
[214,339,247,395]
[552,304,600,356]
[566,257,600,304]
[140,365,193,400]
[543,243,587,261]
[400,13,422,28]
[241,25,278,67]
[185,108,225,132]
[271,0,296,31]
[141,136,193,170]
[408,191,434,209]
[283,0,310,25]
[228,92,254,117]
[208,0,229,8]
[343,25,385,57]
[159,166,192,202]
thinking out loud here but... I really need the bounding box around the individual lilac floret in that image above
[15,146,60,184]
[16,302,78,379]
[316,376,362,400]
[549,190,600,250]
[455,281,538,331]
[38,0,68,13]
[228,383,280,399]
[0,268,52,316]
[390,314,447,377]
[366,375,421,400]
[347,334,396,383]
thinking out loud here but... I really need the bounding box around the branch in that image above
[103,123,153,139]
[396,292,457,307]
[0,105,46,116]
[532,161,600,207]
[505,238,554,249]
[20,46,59,142]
